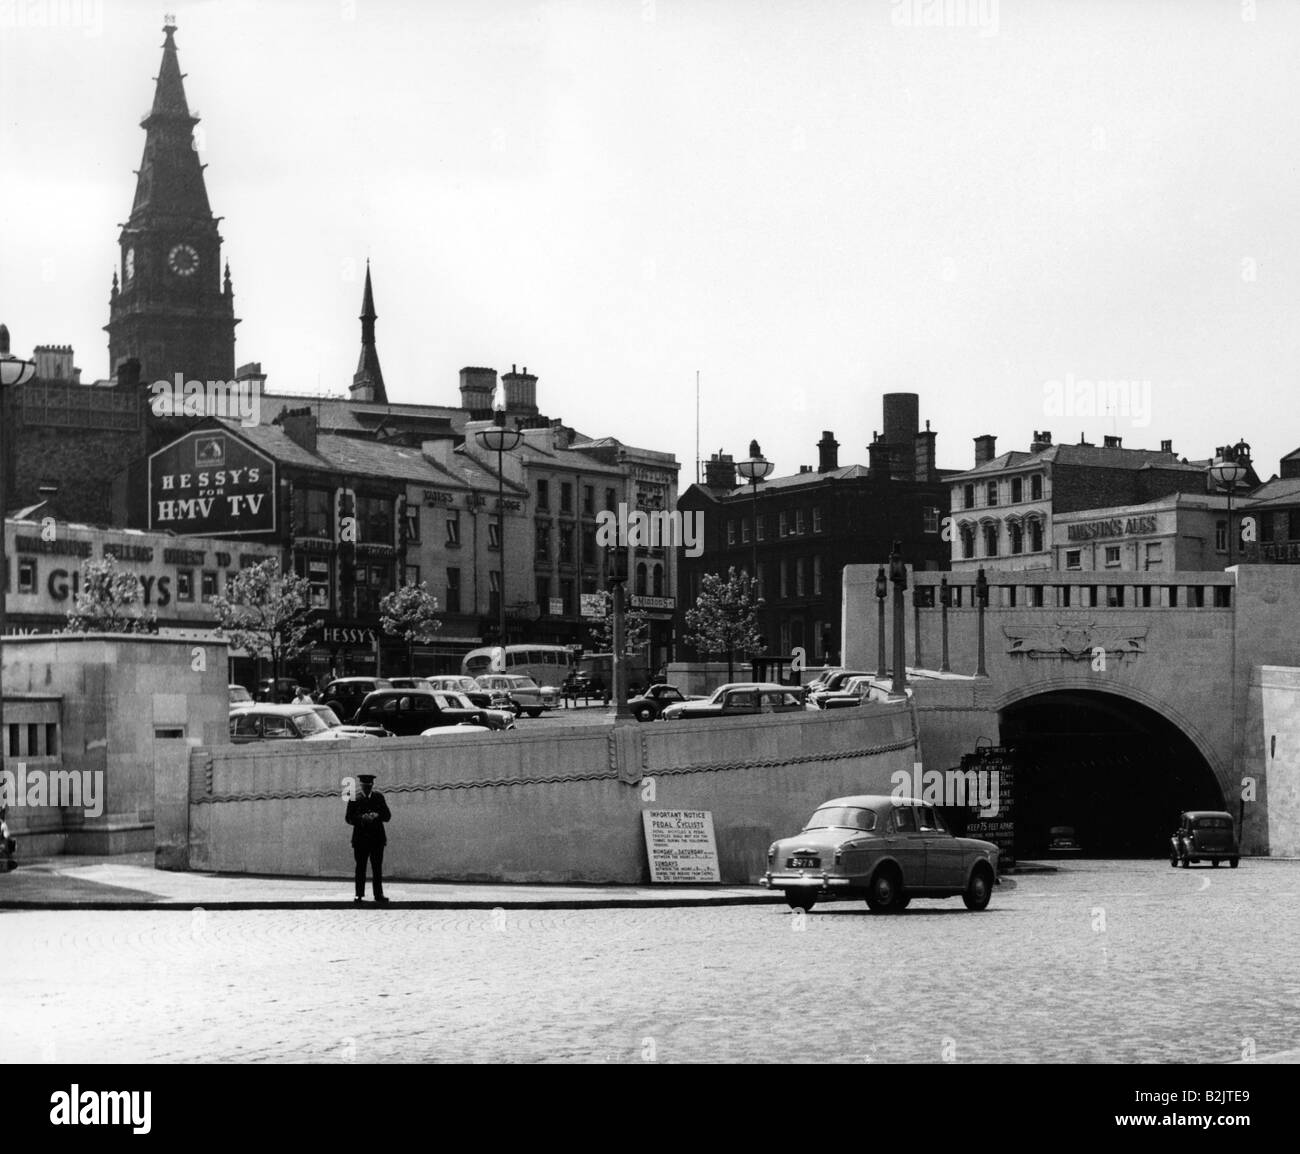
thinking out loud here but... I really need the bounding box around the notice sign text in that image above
[642,809,721,883]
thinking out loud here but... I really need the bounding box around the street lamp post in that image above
[735,440,773,676]
[975,567,989,678]
[939,576,952,674]
[475,403,522,646]
[0,326,37,823]
[889,541,907,697]
[607,545,634,724]
[1209,440,1252,568]
[874,567,888,679]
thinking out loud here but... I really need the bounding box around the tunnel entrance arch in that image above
[998,689,1226,858]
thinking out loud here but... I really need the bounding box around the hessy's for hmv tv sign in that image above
[148,431,276,536]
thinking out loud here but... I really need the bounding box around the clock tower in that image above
[105,19,238,387]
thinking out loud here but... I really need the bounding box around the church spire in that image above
[351,261,387,404]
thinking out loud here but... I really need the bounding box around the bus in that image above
[462,645,575,689]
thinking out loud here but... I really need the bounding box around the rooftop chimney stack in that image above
[704,451,737,490]
[501,365,539,416]
[868,433,891,479]
[459,366,498,415]
[1103,435,1123,449]
[973,434,998,466]
[1161,439,1173,454]
[1030,430,1053,453]
[882,392,920,478]
[276,406,318,454]
[817,430,839,473]
[913,419,937,482]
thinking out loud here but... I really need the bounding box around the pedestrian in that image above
[293,685,313,703]
[346,773,390,904]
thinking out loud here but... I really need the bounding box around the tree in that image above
[379,582,442,675]
[682,567,764,683]
[586,589,650,657]
[62,555,158,634]
[210,558,314,693]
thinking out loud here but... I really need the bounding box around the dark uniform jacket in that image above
[346,791,392,848]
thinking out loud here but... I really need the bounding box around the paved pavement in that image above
[3,859,1297,1063]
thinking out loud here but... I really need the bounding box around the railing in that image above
[910,570,1235,611]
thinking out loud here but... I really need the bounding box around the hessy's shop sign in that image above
[149,432,276,535]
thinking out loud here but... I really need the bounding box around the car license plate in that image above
[787,856,820,869]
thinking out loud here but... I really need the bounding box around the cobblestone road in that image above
[4,860,1298,1063]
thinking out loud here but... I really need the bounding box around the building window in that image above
[356,563,393,616]
[177,570,194,602]
[796,558,806,597]
[446,567,461,614]
[1011,477,1023,504]
[812,506,822,533]
[1139,585,1153,607]
[1215,520,1227,552]
[1144,542,1163,571]
[559,577,575,615]
[1009,522,1024,555]
[986,481,999,507]
[535,522,550,561]
[605,488,617,513]
[536,575,550,610]
[653,564,664,597]
[404,565,420,588]
[446,512,461,547]
[1028,585,1044,607]
[923,507,939,533]
[779,561,788,599]
[778,511,788,537]
[636,563,648,596]
[983,524,999,557]
[1065,549,1082,570]
[201,571,218,602]
[741,517,751,544]
[1028,520,1044,552]
[488,570,501,615]
[357,495,393,545]
[402,503,420,544]
[560,482,573,513]
[1106,585,1125,608]
[963,484,975,510]
[559,525,574,564]
[582,525,597,566]
[813,555,822,595]
[961,526,975,560]
[1104,545,1121,567]
[537,480,550,509]
[294,556,331,610]
[292,487,332,538]
[583,485,594,515]
[1214,585,1232,608]
[727,520,736,546]
[17,558,36,595]
[1031,474,1043,500]
[488,522,501,551]
[795,508,805,534]
[756,514,766,542]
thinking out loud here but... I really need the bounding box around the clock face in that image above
[168,243,199,277]
[124,248,135,280]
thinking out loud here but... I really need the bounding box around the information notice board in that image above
[960,746,1016,868]
[642,810,721,883]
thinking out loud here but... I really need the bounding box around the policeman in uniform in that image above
[346,773,391,903]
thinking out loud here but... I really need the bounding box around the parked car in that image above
[229,704,361,744]
[428,691,515,731]
[562,670,607,703]
[1047,825,1082,854]
[420,724,492,737]
[1170,811,1239,868]
[818,675,879,710]
[626,684,706,722]
[229,684,254,709]
[474,674,558,717]
[809,670,872,708]
[256,677,304,704]
[319,677,393,721]
[311,705,389,741]
[659,683,809,721]
[351,689,484,736]
[761,794,1001,912]
[422,675,497,710]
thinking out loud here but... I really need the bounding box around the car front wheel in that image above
[526,708,542,718]
[1230,858,1239,869]
[962,867,993,911]
[866,869,901,913]
[785,890,815,912]
[634,705,655,723]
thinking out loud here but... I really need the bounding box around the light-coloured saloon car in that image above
[761,795,1000,913]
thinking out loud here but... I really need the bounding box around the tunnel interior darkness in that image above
[998,691,1226,858]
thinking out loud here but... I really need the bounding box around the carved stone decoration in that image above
[1003,619,1148,660]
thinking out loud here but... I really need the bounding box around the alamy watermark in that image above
[891,765,1001,816]
[891,0,999,36]
[0,764,104,818]
[595,502,703,558]
[149,373,261,427]
[0,0,104,36]
[1043,375,1152,428]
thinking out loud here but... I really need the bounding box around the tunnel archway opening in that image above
[999,690,1225,858]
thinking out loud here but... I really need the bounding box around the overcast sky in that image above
[2,0,1298,487]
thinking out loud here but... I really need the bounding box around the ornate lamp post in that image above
[735,440,773,675]
[975,566,989,678]
[889,541,907,697]
[475,398,522,646]
[939,576,952,674]
[0,326,37,801]
[1208,440,1252,568]
[874,566,888,679]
